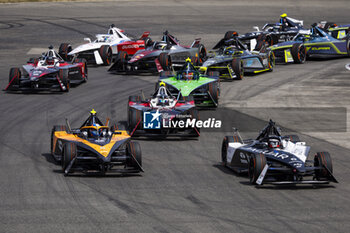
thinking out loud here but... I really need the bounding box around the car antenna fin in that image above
[65,118,72,132]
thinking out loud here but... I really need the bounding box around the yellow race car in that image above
[51,109,143,176]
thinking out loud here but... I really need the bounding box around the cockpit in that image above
[150,84,176,108]
[77,110,113,141]
[176,60,200,81]
[37,47,63,67]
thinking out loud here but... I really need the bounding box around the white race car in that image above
[59,24,151,66]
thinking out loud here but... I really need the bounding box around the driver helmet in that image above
[183,72,194,80]
[90,123,100,138]
[46,57,55,65]
[268,138,281,149]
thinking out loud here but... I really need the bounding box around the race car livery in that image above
[109,30,206,73]
[200,33,274,80]
[51,110,143,175]
[5,46,87,92]
[128,83,200,137]
[59,24,151,65]
[157,59,220,108]
[221,120,338,185]
[270,24,350,63]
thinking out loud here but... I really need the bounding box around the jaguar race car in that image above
[5,46,87,92]
[238,13,305,50]
[109,30,206,73]
[200,34,274,80]
[157,58,220,108]
[270,24,350,63]
[221,120,338,185]
[51,109,143,176]
[128,82,200,137]
[59,24,151,66]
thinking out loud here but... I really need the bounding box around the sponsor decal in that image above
[239,152,248,164]
[311,47,330,50]
[143,110,162,129]
[122,44,140,49]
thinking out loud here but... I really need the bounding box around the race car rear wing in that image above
[190,38,201,48]
[139,31,151,39]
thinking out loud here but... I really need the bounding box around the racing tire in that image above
[255,34,269,51]
[73,58,88,82]
[221,136,241,166]
[8,68,21,86]
[188,108,200,136]
[249,153,267,185]
[267,51,275,71]
[99,45,113,66]
[126,141,142,169]
[197,44,207,63]
[346,37,350,57]
[232,58,243,80]
[129,108,142,132]
[291,43,306,64]
[51,125,67,156]
[208,82,219,107]
[118,51,128,71]
[224,31,238,40]
[62,142,77,173]
[59,69,70,92]
[314,152,333,180]
[284,135,300,143]
[59,43,72,61]
[142,37,153,47]
[159,52,171,71]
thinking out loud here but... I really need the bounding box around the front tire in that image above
[8,67,21,86]
[291,43,306,64]
[59,43,72,61]
[314,152,333,180]
[159,52,171,71]
[62,142,77,173]
[99,45,113,66]
[208,82,219,107]
[126,141,142,169]
[59,69,70,92]
[232,58,243,80]
[249,153,266,184]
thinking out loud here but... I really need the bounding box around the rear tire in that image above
[8,68,21,86]
[208,82,219,106]
[267,51,275,71]
[129,108,142,132]
[118,51,128,71]
[232,58,243,80]
[59,69,70,92]
[291,43,306,64]
[99,45,113,66]
[126,141,142,169]
[249,153,266,184]
[197,44,207,63]
[314,152,333,180]
[142,37,153,47]
[62,142,77,173]
[159,52,171,71]
[59,43,72,61]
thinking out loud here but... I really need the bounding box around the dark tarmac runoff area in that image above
[0,0,350,232]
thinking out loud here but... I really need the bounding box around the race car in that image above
[59,24,152,66]
[128,82,200,137]
[221,120,338,185]
[157,58,219,108]
[270,24,350,63]
[317,21,350,39]
[51,109,143,176]
[5,46,87,92]
[109,30,206,73]
[200,33,274,80]
[238,13,305,50]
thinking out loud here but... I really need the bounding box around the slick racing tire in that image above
[142,37,153,47]
[197,44,207,63]
[291,43,306,64]
[128,96,141,120]
[118,51,128,71]
[346,37,350,57]
[129,108,142,132]
[314,152,333,180]
[232,58,243,80]
[208,82,219,107]
[51,125,67,156]
[221,136,237,166]
[189,108,200,136]
[249,153,267,185]
[267,51,275,71]
[224,31,238,39]
[73,58,88,82]
[159,52,171,71]
[59,69,70,92]
[62,142,77,173]
[284,135,300,143]
[8,68,21,86]
[59,43,72,61]
[99,45,113,66]
[126,141,142,169]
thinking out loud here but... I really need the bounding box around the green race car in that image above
[156,58,220,108]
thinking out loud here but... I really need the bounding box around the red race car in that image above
[5,46,87,93]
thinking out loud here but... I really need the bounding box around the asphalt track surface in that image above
[1,1,350,232]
